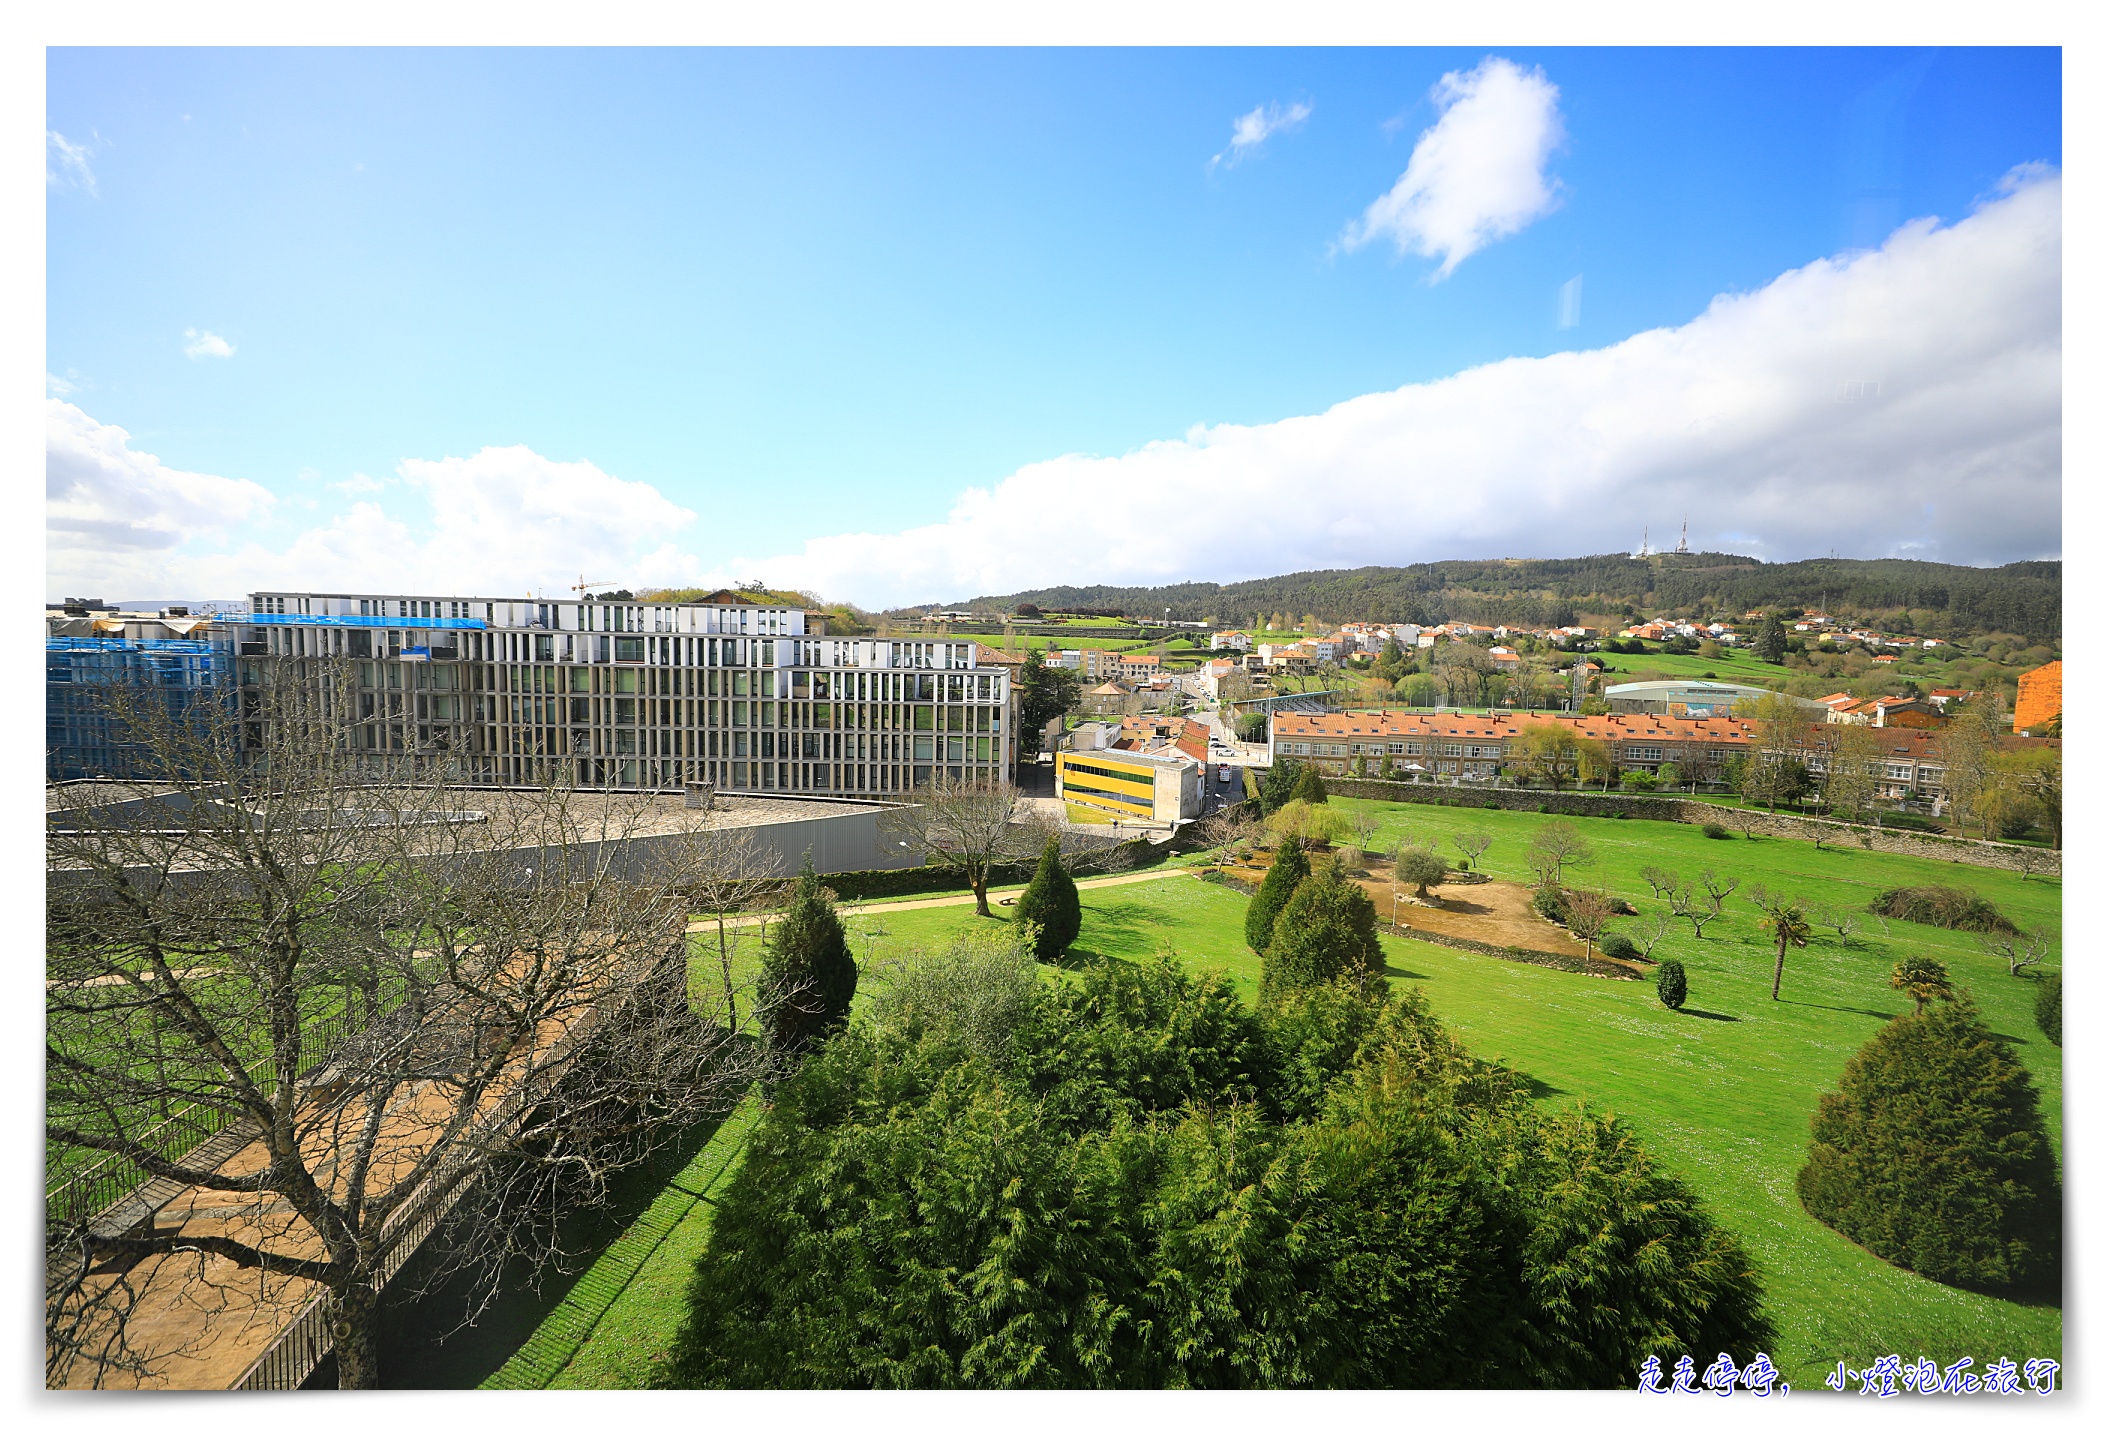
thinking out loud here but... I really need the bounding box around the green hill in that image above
[934,554,2059,646]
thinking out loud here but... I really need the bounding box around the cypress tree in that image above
[1262,855,1384,1001]
[757,855,858,1061]
[1244,842,1310,954]
[1656,960,1687,1010]
[1291,765,1330,805]
[1014,836,1082,962]
[1797,997,2061,1292]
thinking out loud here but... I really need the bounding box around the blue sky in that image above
[46,47,2062,605]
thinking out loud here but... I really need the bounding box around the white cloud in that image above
[723,167,2060,608]
[46,372,76,397]
[183,328,235,360]
[329,472,386,494]
[45,418,704,602]
[1210,100,1312,172]
[45,169,2061,615]
[47,401,277,596]
[1342,57,1564,279]
[47,129,95,194]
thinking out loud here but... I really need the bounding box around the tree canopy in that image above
[659,952,1775,1388]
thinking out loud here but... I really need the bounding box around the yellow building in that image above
[1055,746,1201,824]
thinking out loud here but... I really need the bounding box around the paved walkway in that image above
[685,866,1196,932]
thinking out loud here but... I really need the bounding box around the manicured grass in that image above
[820,814,2065,1389]
[519,1100,761,1390]
[525,806,2061,1389]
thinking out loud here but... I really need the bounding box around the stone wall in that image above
[1316,779,2060,877]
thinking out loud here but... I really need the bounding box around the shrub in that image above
[1600,933,1641,963]
[1701,823,1730,840]
[1531,887,1570,925]
[868,925,1040,1062]
[1656,960,1687,1010]
[1870,885,2019,935]
[1796,998,2061,1293]
[2035,973,2061,1047]
[1291,765,1330,805]
[1394,846,1449,898]
[1013,836,1082,962]
[1244,843,1310,954]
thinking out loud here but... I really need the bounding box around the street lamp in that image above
[1391,890,1405,933]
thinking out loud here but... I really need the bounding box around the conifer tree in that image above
[757,855,858,1060]
[1262,854,1384,1001]
[1244,841,1310,953]
[1798,997,2060,1292]
[1291,765,1329,805]
[1014,836,1082,962]
[1259,757,1302,815]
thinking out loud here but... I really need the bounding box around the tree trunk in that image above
[715,915,737,1030]
[1770,938,1786,1001]
[972,871,991,917]
[330,1279,381,1389]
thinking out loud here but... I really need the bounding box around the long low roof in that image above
[1267,710,1987,760]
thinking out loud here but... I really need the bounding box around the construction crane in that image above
[570,576,619,597]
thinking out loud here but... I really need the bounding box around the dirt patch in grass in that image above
[1218,856,1646,974]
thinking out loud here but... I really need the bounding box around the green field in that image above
[533,807,2060,1389]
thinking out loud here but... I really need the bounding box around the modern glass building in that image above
[235,590,1016,794]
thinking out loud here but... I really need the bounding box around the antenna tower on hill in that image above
[1676,515,1689,554]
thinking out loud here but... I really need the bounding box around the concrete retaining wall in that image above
[1316,779,2061,877]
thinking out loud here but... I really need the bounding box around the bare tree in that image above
[1638,864,1680,899]
[1564,890,1615,969]
[1527,821,1595,888]
[1808,904,1862,943]
[1630,909,1675,959]
[1979,932,2052,979]
[46,666,762,1390]
[1700,869,1741,913]
[1668,883,1721,939]
[675,825,790,1032]
[1190,806,1260,868]
[1450,831,1493,872]
[878,774,1053,916]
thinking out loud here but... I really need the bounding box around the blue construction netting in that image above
[46,637,233,780]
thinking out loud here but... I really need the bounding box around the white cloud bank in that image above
[47,402,277,596]
[1210,100,1312,172]
[47,169,2059,611]
[1343,56,1564,278]
[744,166,2059,606]
[44,417,695,602]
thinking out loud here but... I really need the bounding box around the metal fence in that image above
[46,1007,360,1231]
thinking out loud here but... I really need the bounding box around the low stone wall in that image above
[1316,779,2061,877]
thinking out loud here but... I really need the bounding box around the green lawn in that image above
[539,804,2060,1389]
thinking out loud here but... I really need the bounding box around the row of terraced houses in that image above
[1266,709,2051,803]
